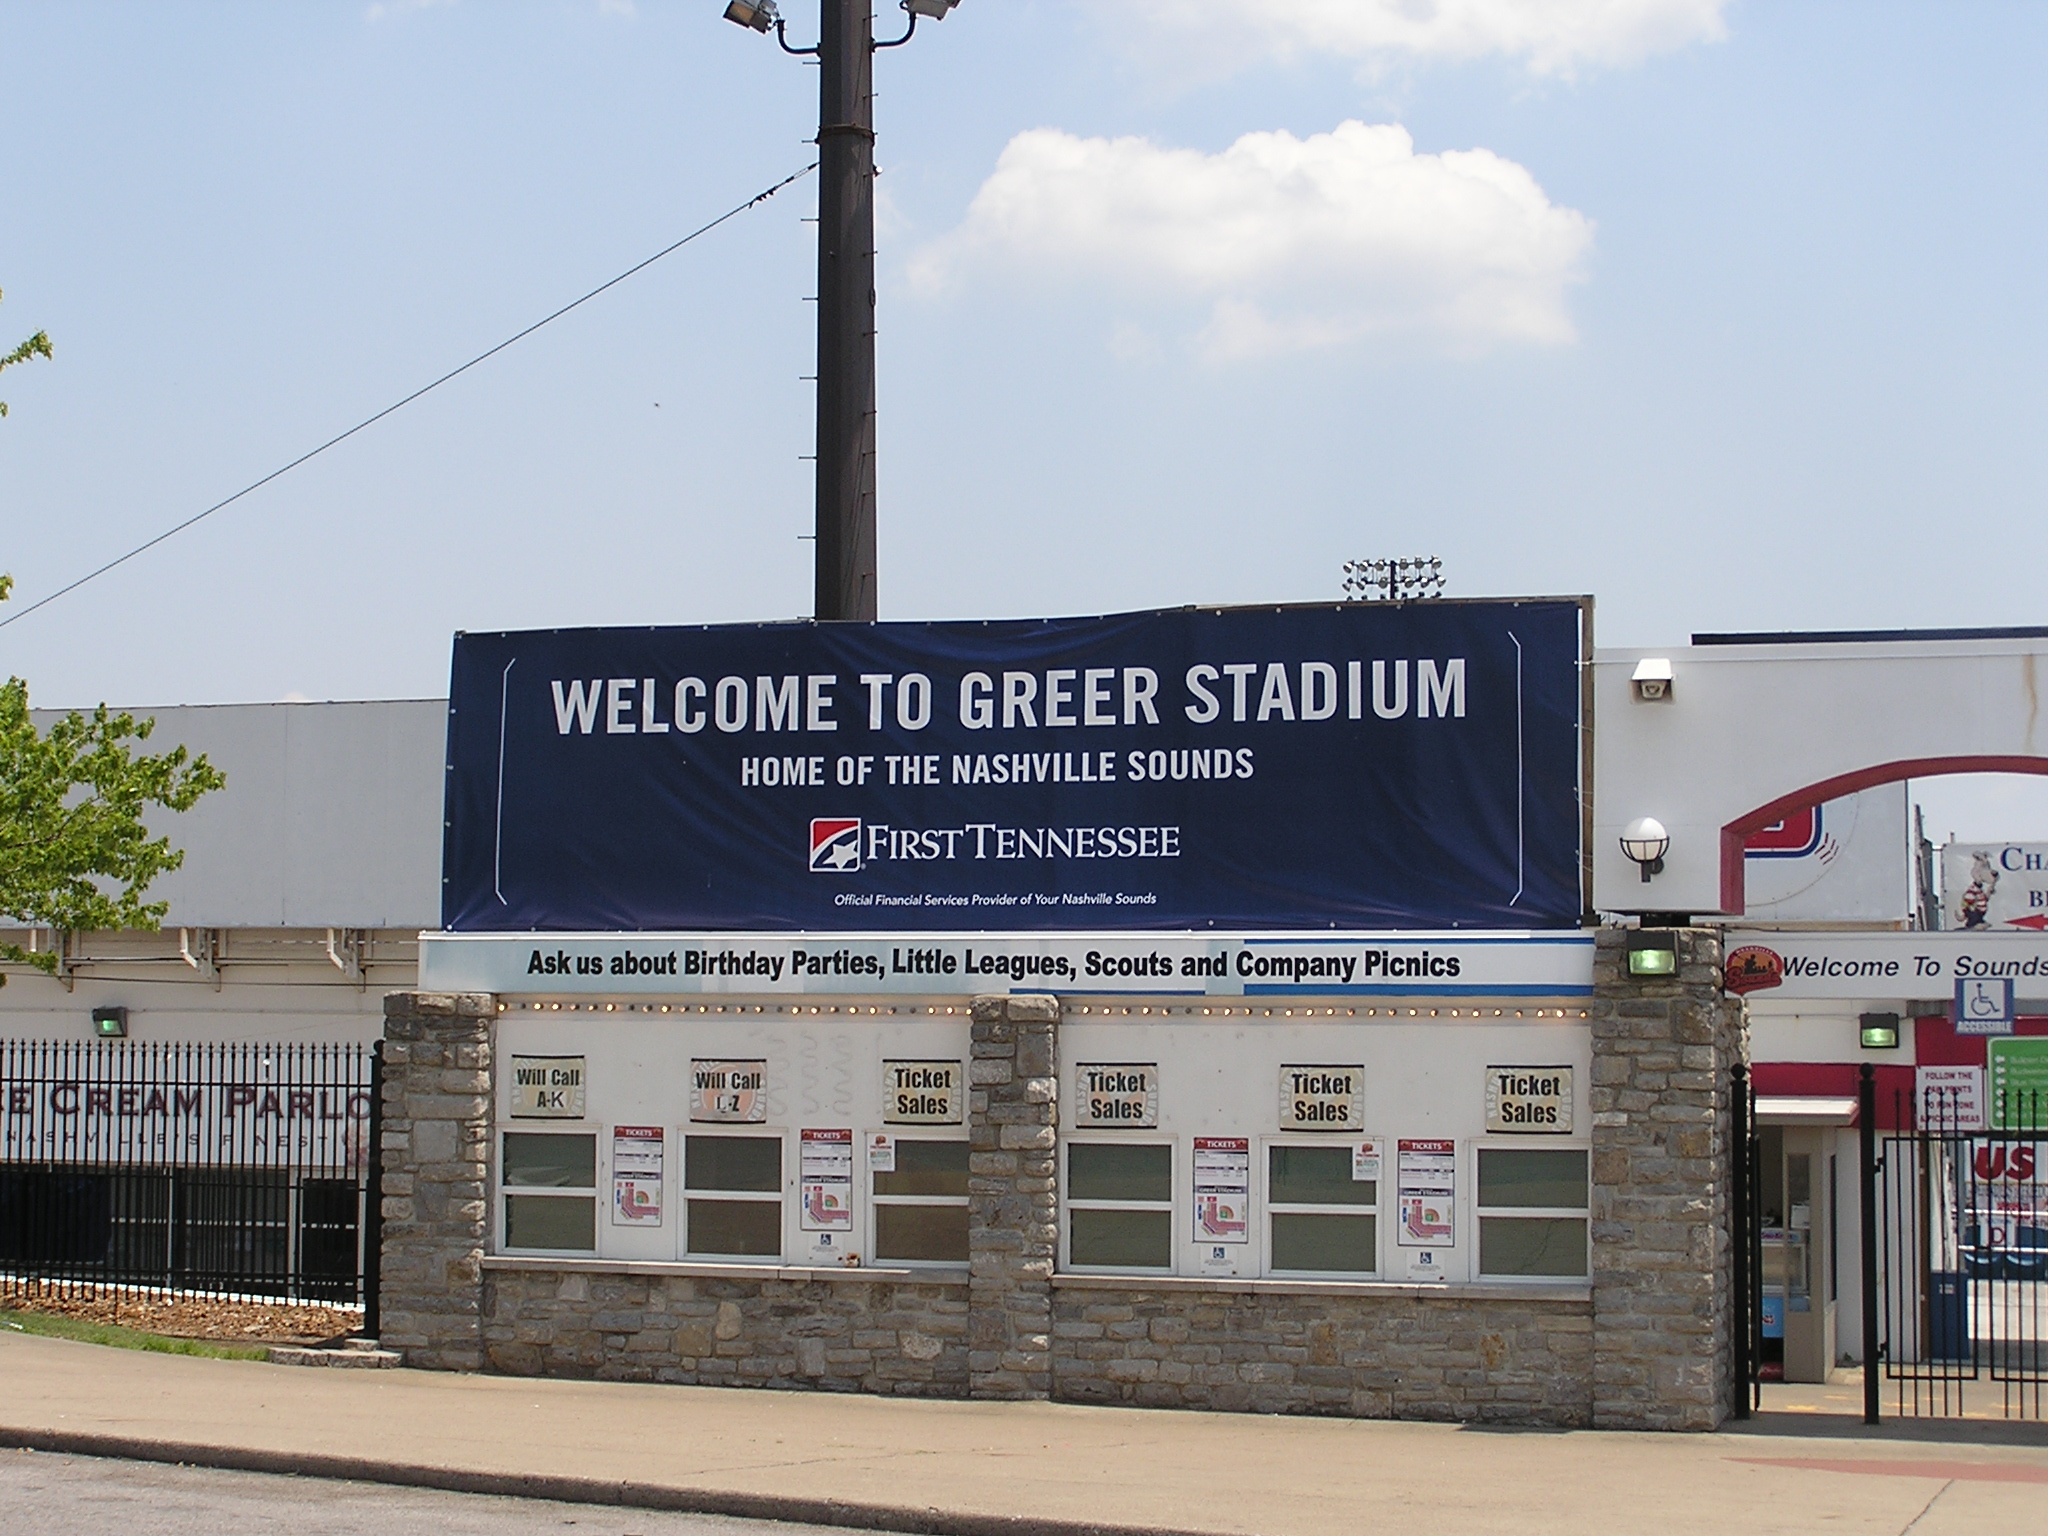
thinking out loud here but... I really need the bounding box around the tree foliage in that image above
[0,574,226,978]
[0,287,53,418]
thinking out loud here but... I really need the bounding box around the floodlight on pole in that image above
[721,1,967,621]
[1342,557,1446,602]
[723,0,779,31]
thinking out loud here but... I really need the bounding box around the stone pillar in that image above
[967,993,1059,1400]
[379,990,495,1371]
[1589,928,1746,1430]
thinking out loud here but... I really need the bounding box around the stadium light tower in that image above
[724,0,963,622]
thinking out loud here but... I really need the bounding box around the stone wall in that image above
[1052,1282,1593,1424]
[967,993,1059,1400]
[378,991,495,1371]
[482,1263,969,1393]
[1588,928,1746,1431]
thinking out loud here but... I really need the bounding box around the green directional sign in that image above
[1988,1038,2048,1131]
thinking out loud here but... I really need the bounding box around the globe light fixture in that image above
[1620,816,1669,882]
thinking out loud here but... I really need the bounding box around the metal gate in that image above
[1864,1069,2046,1420]
[0,1040,379,1309]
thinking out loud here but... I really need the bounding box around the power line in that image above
[0,163,818,634]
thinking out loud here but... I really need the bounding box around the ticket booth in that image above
[1754,1099,1854,1383]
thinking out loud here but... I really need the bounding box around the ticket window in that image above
[501,1131,598,1254]
[871,1138,969,1266]
[1064,1140,1175,1272]
[1265,1142,1378,1278]
[684,1132,784,1261]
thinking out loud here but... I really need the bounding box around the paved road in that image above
[0,1449,841,1536]
[8,1332,2048,1536]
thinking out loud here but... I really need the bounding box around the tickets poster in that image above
[800,1127,854,1231]
[1397,1138,1455,1247]
[1193,1137,1250,1243]
[611,1125,663,1226]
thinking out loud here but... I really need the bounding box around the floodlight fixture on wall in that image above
[1631,657,1674,702]
[1620,816,1669,882]
[723,0,778,30]
[1627,929,1678,977]
[1342,557,1446,602]
[92,1006,128,1039]
[1859,1012,1901,1050]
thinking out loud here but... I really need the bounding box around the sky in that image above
[4,2,2048,833]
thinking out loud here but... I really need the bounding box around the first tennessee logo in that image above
[810,819,862,873]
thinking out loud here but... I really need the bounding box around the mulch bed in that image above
[2,1284,360,1345]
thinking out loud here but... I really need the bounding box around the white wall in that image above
[1594,636,2048,917]
[29,699,444,928]
[0,936,411,1045]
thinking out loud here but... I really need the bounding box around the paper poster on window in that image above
[868,1133,896,1172]
[1193,1136,1250,1244]
[611,1125,663,1226]
[1397,1139,1456,1247]
[800,1127,854,1231]
[1352,1138,1382,1182]
[690,1060,767,1123]
[510,1056,586,1119]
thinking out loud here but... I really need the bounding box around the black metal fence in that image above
[0,1040,375,1307]
[1868,1080,2046,1420]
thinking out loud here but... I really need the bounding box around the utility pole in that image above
[725,0,957,622]
[814,0,878,622]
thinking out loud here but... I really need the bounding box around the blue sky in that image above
[5,0,2047,771]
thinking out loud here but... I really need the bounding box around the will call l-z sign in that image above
[440,601,1585,933]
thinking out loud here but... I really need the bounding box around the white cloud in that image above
[1116,0,1727,77]
[912,121,1593,360]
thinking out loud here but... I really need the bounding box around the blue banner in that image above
[441,601,1584,933]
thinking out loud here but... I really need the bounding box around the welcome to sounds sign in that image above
[441,601,1584,933]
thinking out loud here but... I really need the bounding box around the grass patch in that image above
[0,1307,270,1361]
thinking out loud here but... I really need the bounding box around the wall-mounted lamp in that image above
[1627,929,1678,977]
[92,1006,128,1039]
[1620,816,1669,882]
[1631,657,1674,702]
[1859,1012,1901,1050]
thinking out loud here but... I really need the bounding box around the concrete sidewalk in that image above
[4,1334,2047,1536]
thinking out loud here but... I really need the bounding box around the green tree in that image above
[0,287,53,417]
[0,573,226,982]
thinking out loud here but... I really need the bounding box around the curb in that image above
[0,1425,1213,1536]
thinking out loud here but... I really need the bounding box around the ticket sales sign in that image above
[882,1060,963,1124]
[1485,1065,1573,1133]
[1279,1065,1363,1130]
[440,602,1584,934]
